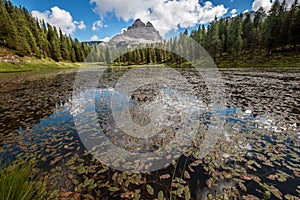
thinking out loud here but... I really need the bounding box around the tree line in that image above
[90,0,299,66]
[2,0,298,65]
[0,0,90,62]
[190,0,300,61]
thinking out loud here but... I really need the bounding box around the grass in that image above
[0,61,80,73]
[1,47,299,73]
[0,159,48,200]
[0,47,81,72]
[216,51,300,69]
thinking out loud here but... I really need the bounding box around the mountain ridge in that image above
[108,19,163,45]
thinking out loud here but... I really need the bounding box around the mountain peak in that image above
[146,22,154,27]
[128,19,146,30]
[109,19,163,44]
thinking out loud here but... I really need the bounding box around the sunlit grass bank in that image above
[0,61,80,73]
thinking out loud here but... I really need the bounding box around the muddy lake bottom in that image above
[0,67,299,200]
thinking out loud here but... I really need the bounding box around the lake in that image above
[0,67,299,199]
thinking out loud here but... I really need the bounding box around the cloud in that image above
[243,9,249,13]
[252,0,273,11]
[121,28,127,33]
[90,35,100,40]
[90,0,228,36]
[32,6,85,35]
[230,9,237,17]
[90,35,111,42]
[100,36,111,42]
[252,0,295,12]
[75,20,87,30]
[281,0,297,9]
[92,20,103,31]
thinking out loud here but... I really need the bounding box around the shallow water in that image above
[0,67,299,199]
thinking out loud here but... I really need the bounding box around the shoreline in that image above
[1,58,299,73]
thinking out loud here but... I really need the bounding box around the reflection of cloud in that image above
[32,6,84,35]
[90,0,228,36]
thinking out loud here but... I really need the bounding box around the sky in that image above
[10,0,295,42]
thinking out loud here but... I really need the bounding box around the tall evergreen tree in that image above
[59,29,70,60]
[264,0,281,55]
[47,25,62,61]
[0,1,17,49]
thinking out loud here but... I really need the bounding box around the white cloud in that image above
[32,6,85,35]
[100,36,111,42]
[75,20,87,30]
[252,0,295,12]
[90,35,111,42]
[92,20,103,31]
[243,9,249,13]
[91,35,100,40]
[252,0,273,12]
[89,0,228,36]
[280,0,297,9]
[121,28,127,33]
[230,9,237,17]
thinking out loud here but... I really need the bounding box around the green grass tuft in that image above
[0,159,47,200]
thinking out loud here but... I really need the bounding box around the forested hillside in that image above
[0,0,89,62]
[89,0,300,67]
[190,0,300,61]
[0,0,299,66]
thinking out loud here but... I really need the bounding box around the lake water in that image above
[0,67,299,199]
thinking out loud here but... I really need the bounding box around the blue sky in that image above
[9,0,280,42]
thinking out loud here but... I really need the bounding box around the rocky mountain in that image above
[109,19,163,45]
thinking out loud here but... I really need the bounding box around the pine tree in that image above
[227,15,243,60]
[218,18,228,55]
[0,1,17,49]
[59,29,70,60]
[253,7,266,53]
[209,18,221,60]
[278,0,288,49]
[46,24,62,61]
[287,0,300,48]
[242,13,253,54]
[264,0,281,55]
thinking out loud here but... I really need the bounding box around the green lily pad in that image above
[146,184,154,195]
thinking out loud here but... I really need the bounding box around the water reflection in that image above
[0,68,299,199]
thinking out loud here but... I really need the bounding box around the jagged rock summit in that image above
[127,19,145,30]
[109,19,163,45]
